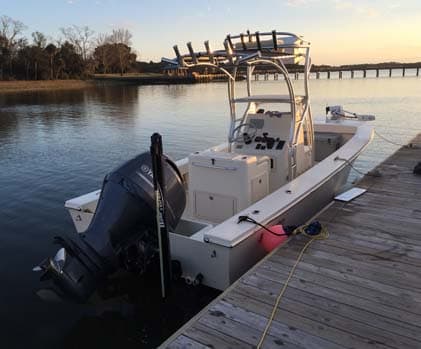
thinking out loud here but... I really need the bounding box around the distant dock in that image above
[255,63,421,80]
[92,63,421,85]
[160,134,421,348]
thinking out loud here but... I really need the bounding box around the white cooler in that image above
[188,150,270,223]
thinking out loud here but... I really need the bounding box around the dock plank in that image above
[233,282,421,341]
[160,134,421,348]
[184,323,255,349]
[226,289,420,349]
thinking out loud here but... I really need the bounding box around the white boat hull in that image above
[169,161,352,290]
[65,120,373,291]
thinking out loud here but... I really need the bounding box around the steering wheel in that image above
[231,122,258,143]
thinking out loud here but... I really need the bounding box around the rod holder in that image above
[246,29,252,42]
[272,30,278,49]
[240,33,247,50]
[187,42,198,64]
[204,41,215,64]
[224,40,233,64]
[255,31,262,50]
[173,45,184,67]
[226,34,234,52]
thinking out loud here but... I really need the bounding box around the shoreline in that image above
[92,73,196,84]
[0,80,96,94]
[0,75,197,94]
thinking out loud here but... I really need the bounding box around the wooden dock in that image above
[253,63,421,80]
[160,135,421,349]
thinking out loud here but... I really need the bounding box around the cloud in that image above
[286,0,316,6]
[333,0,379,17]
[388,3,401,10]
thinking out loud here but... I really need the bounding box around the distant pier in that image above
[160,134,421,348]
[254,63,421,80]
[92,63,421,85]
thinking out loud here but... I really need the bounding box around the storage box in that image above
[188,150,270,223]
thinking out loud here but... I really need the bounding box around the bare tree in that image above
[109,28,132,46]
[94,33,111,73]
[96,33,110,46]
[32,31,47,48]
[60,25,95,61]
[0,15,26,77]
[0,15,26,48]
[109,28,133,75]
[45,43,57,79]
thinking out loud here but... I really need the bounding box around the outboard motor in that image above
[34,152,186,302]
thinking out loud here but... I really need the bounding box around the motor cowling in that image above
[34,152,186,302]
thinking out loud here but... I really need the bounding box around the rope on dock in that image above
[256,223,329,349]
[334,129,421,178]
[334,156,382,177]
[374,130,420,148]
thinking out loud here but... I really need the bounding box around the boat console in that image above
[232,111,292,191]
[166,32,315,224]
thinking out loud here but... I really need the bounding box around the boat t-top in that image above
[34,31,374,302]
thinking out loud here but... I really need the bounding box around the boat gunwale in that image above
[200,121,374,247]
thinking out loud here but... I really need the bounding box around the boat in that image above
[34,31,374,301]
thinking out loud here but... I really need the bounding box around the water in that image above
[0,77,420,348]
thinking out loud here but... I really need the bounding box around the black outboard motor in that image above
[34,152,186,302]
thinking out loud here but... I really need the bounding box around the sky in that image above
[1,0,421,65]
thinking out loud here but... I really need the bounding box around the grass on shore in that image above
[93,73,165,78]
[0,80,95,94]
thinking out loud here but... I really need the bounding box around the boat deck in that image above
[160,134,421,349]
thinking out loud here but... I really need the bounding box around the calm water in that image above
[0,76,420,348]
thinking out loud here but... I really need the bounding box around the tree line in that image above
[0,15,141,80]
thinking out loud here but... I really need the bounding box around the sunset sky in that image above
[1,0,420,65]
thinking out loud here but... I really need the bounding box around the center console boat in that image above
[35,31,374,301]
